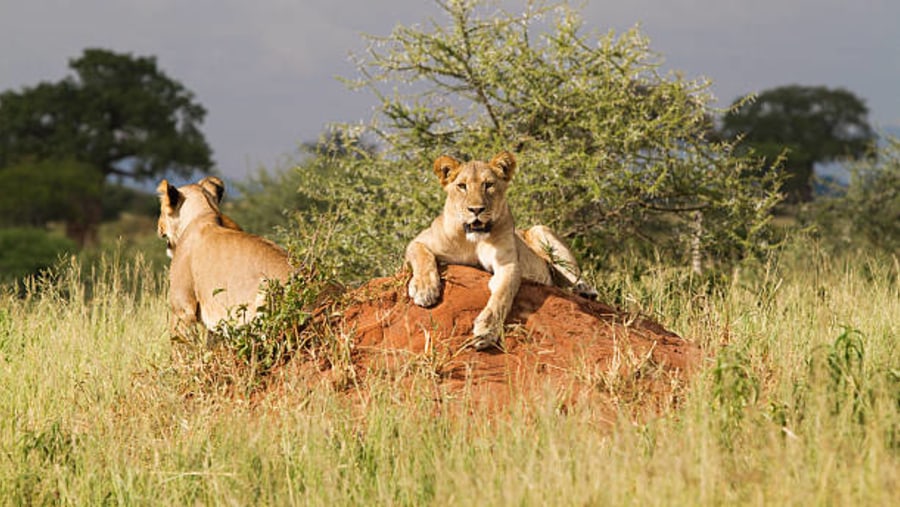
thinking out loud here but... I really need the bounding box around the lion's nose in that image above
[468,206,485,215]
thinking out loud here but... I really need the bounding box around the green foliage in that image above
[720,85,875,202]
[211,214,348,376]
[0,48,212,180]
[0,48,213,244]
[0,158,102,228]
[99,183,159,221]
[824,327,868,424]
[228,163,312,236]
[711,345,759,448]
[230,130,379,236]
[802,136,900,253]
[0,227,77,285]
[297,0,779,279]
[212,275,317,377]
[295,146,432,280]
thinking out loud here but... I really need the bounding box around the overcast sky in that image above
[1,0,897,181]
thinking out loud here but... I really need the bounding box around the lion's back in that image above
[177,226,293,325]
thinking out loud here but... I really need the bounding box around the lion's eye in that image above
[484,182,494,191]
[457,183,467,193]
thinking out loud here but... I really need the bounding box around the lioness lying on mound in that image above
[157,176,293,337]
[406,151,597,351]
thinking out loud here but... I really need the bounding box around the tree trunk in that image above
[784,162,815,203]
[65,195,102,248]
[690,210,703,275]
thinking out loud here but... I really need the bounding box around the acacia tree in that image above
[0,48,212,244]
[720,85,875,202]
[296,0,779,278]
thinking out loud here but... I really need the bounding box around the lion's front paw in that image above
[408,272,442,307]
[472,310,501,351]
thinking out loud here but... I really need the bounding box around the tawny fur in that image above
[157,176,293,337]
[406,151,595,350]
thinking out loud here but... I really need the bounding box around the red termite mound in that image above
[313,264,701,421]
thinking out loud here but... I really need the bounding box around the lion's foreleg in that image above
[166,272,201,338]
[472,263,521,350]
[169,299,199,339]
[406,240,442,307]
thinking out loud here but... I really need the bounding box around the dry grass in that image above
[0,240,897,505]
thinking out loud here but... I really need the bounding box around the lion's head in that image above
[434,151,517,242]
[157,176,230,257]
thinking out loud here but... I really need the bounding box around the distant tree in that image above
[0,48,213,244]
[99,183,159,221]
[720,85,875,202]
[0,159,102,241]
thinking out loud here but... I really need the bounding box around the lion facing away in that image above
[406,151,596,351]
[157,176,294,337]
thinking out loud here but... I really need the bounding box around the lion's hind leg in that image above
[520,225,598,300]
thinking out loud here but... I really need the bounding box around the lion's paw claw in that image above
[472,334,500,351]
[409,277,441,307]
[472,311,501,351]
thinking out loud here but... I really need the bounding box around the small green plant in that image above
[825,327,868,424]
[210,212,351,381]
[711,346,759,448]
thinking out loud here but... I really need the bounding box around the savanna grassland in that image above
[1,239,897,505]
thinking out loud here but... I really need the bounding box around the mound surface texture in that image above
[324,265,700,420]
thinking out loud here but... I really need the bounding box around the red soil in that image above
[309,264,701,422]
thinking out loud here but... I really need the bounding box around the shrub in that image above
[0,227,77,285]
[802,136,900,253]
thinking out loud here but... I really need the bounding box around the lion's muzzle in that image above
[464,219,492,234]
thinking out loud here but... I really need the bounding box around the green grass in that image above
[0,240,897,505]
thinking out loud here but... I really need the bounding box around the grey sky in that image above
[1,0,897,181]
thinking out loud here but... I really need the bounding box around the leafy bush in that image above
[210,213,351,376]
[0,159,101,228]
[0,227,77,285]
[100,183,159,221]
[227,164,305,236]
[291,0,779,281]
[802,136,900,253]
[229,132,379,238]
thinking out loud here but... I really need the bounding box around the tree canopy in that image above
[289,0,779,279]
[804,136,900,253]
[0,48,213,244]
[0,48,213,179]
[719,85,875,202]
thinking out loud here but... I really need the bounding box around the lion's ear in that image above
[199,176,226,203]
[157,180,182,211]
[433,155,461,186]
[490,151,516,181]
